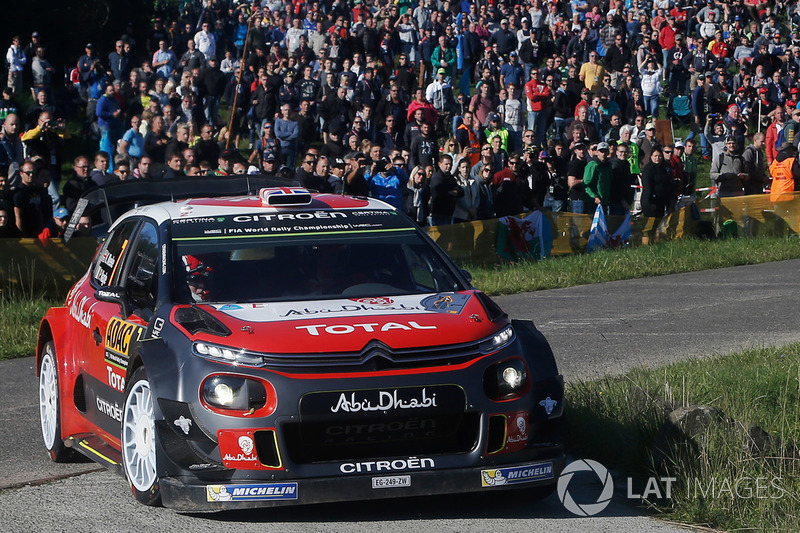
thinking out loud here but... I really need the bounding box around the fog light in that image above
[502,366,523,388]
[214,383,235,406]
[484,358,528,400]
[202,375,267,411]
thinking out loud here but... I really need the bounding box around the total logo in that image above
[295,321,436,336]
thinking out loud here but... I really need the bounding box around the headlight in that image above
[484,358,529,400]
[193,341,264,366]
[479,325,515,353]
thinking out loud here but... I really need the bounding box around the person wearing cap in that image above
[425,65,453,137]
[666,34,690,94]
[499,51,524,91]
[76,43,98,103]
[768,142,800,203]
[490,18,517,57]
[637,121,659,169]
[710,135,746,197]
[484,113,510,153]
[723,103,748,151]
[583,141,614,211]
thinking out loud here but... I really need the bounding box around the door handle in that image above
[93,328,103,346]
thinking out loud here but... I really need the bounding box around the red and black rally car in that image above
[37,180,565,511]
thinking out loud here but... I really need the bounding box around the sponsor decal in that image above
[161,244,167,274]
[217,429,280,470]
[174,416,192,435]
[219,304,244,310]
[104,317,144,362]
[488,412,530,455]
[420,293,471,314]
[204,229,223,235]
[540,397,558,415]
[232,212,347,223]
[295,321,436,336]
[301,385,464,419]
[331,388,438,413]
[151,317,165,339]
[206,483,297,502]
[96,396,123,422]
[350,297,395,305]
[322,418,439,439]
[69,295,94,328]
[172,216,220,224]
[340,457,435,474]
[106,366,125,392]
[279,302,424,318]
[481,462,554,487]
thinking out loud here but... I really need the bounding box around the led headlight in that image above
[193,341,264,366]
[479,325,515,353]
[484,358,529,400]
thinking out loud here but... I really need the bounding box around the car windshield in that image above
[173,232,466,304]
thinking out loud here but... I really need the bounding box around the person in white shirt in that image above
[6,36,26,98]
[194,22,216,60]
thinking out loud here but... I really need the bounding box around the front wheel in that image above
[39,341,73,462]
[121,367,162,506]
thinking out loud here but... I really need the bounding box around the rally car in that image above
[37,181,565,511]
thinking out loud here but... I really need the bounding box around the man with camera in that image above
[21,110,68,206]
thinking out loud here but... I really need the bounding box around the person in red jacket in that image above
[765,106,785,165]
[524,68,552,148]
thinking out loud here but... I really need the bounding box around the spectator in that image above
[6,36,26,99]
[0,113,23,186]
[12,160,51,237]
[62,156,92,212]
[640,148,674,218]
[429,154,462,225]
[711,136,747,197]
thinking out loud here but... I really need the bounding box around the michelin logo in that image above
[207,483,298,502]
[481,462,554,487]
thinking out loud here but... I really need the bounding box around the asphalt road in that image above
[5,259,800,531]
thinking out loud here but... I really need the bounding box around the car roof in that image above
[114,191,396,228]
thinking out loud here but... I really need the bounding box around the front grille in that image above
[257,339,486,372]
[283,412,481,463]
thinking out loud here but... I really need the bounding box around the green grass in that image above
[468,236,800,295]
[0,297,60,360]
[566,345,800,531]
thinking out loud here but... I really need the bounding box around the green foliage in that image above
[566,346,800,531]
[468,237,800,296]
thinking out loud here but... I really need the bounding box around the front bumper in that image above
[160,455,566,511]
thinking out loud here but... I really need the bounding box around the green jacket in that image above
[431,46,457,76]
[583,159,614,205]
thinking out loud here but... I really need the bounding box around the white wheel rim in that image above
[39,347,58,449]
[122,378,157,492]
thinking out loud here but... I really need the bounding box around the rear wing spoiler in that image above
[64,175,298,241]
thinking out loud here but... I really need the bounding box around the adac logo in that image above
[557,459,614,516]
[420,293,471,314]
[105,317,143,358]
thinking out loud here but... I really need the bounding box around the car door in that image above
[82,218,159,444]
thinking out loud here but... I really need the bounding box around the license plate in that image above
[372,475,411,489]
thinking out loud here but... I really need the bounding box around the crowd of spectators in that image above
[1,0,800,240]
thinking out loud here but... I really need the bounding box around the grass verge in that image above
[566,344,800,531]
[0,296,60,360]
[468,236,800,295]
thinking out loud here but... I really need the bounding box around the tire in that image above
[121,367,162,506]
[39,341,73,462]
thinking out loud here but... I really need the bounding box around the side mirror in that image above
[459,268,473,285]
[95,286,131,318]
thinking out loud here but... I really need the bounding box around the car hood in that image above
[179,292,506,353]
